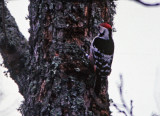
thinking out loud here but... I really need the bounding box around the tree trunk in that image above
[0,0,116,116]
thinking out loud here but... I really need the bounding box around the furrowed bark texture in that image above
[0,2,30,96]
[0,0,116,116]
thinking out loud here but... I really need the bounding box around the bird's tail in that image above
[94,70,102,96]
[94,69,108,96]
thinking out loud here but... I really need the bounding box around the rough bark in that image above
[0,0,116,116]
[0,2,30,96]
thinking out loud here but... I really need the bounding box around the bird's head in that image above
[98,23,112,40]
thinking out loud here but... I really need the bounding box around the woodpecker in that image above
[89,23,114,95]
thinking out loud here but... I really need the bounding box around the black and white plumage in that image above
[89,23,114,95]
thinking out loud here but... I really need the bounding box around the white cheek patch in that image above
[100,27,105,33]
[99,26,110,40]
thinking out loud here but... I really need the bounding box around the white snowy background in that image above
[0,0,160,116]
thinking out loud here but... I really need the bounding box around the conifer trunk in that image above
[0,1,116,116]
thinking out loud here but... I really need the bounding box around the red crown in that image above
[100,23,112,30]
